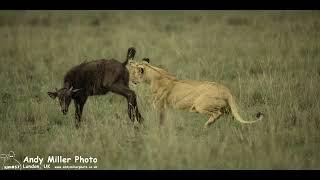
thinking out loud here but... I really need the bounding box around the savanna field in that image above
[0,10,320,169]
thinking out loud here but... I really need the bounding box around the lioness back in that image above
[166,79,231,110]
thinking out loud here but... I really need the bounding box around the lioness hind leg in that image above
[204,111,222,128]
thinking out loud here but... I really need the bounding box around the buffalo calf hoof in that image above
[75,122,81,129]
[137,117,144,124]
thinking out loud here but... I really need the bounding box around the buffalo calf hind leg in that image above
[131,98,144,123]
[127,92,144,123]
[110,84,144,123]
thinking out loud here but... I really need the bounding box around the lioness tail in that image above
[227,96,263,124]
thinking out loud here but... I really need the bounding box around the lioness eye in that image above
[139,67,144,74]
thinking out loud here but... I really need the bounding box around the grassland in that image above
[0,10,320,169]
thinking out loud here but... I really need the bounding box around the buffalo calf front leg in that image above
[74,96,87,128]
[110,84,144,123]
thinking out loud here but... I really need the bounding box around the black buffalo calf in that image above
[48,47,143,128]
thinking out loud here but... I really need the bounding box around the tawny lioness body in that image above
[128,58,263,128]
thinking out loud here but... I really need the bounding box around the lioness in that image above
[128,58,264,128]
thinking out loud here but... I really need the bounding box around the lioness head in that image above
[128,58,150,85]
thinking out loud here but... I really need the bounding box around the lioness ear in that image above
[142,58,150,63]
[47,91,58,99]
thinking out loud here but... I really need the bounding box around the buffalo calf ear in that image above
[48,92,57,99]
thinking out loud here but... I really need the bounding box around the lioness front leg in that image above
[204,111,222,128]
[152,90,167,109]
[153,99,165,126]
